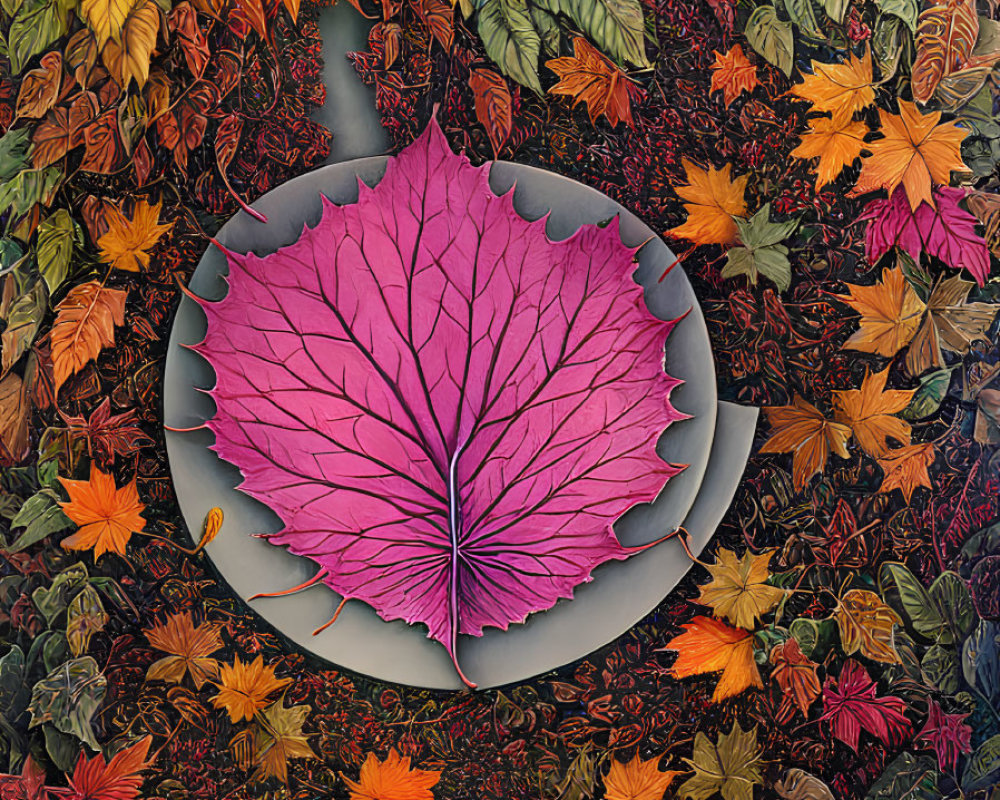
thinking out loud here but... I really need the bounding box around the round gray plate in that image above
[164,157,718,689]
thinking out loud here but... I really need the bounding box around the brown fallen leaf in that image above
[547,37,644,129]
[0,372,30,464]
[50,281,127,393]
[877,442,935,503]
[760,395,852,491]
[834,588,902,664]
[770,637,821,716]
[145,611,224,688]
[252,701,317,783]
[838,265,926,358]
[15,53,62,119]
[469,68,512,158]
[710,44,759,108]
[832,367,914,458]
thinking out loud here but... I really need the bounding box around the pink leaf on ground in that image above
[192,119,687,686]
[916,698,972,772]
[861,186,991,286]
[820,659,911,751]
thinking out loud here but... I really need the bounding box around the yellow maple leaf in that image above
[58,465,146,559]
[710,45,760,108]
[211,655,292,723]
[661,616,763,702]
[849,100,968,210]
[145,611,224,688]
[253,701,317,783]
[98,198,172,272]
[839,265,927,357]
[834,589,902,664]
[696,548,785,630]
[341,749,441,800]
[760,395,852,491]
[604,752,682,800]
[790,116,868,190]
[877,442,935,503]
[789,47,875,123]
[668,159,748,245]
[832,366,914,458]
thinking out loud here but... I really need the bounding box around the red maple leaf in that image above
[916,699,972,771]
[820,659,911,751]
[60,397,152,463]
[0,756,66,800]
[193,119,687,686]
[67,735,153,800]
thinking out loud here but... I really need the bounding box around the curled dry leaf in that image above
[169,2,211,77]
[760,395,852,492]
[50,281,127,392]
[774,769,834,800]
[838,265,926,358]
[669,158,748,245]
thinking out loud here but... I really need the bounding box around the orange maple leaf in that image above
[838,266,927,357]
[877,442,935,503]
[833,366,915,458]
[849,100,968,210]
[660,616,762,702]
[604,752,682,800]
[546,38,644,128]
[790,116,868,190]
[98,198,173,272]
[58,465,146,559]
[211,655,292,723]
[789,47,875,123]
[145,611,224,688]
[341,748,441,800]
[760,395,852,491]
[668,159,748,245]
[68,735,154,800]
[710,45,759,108]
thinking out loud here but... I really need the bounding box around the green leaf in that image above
[559,0,649,67]
[0,0,25,18]
[928,571,974,643]
[0,645,28,720]
[902,368,955,421]
[66,584,107,657]
[1,280,46,376]
[782,0,821,36]
[27,655,106,750]
[789,616,837,658]
[0,167,61,222]
[823,0,848,23]
[7,0,73,74]
[744,5,795,76]
[962,734,1000,792]
[866,753,941,800]
[530,5,560,55]
[876,0,916,31]
[0,238,25,272]
[879,562,941,639]
[42,724,80,772]
[961,620,999,702]
[679,722,762,800]
[920,644,960,693]
[477,0,543,93]
[41,631,69,674]
[36,209,82,296]
[31,562,89,625]
[0,130,31,182]
[722,204,798,291]
[7,488,73,552]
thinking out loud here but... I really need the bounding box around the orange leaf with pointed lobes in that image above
[68,735,154,800]
[838,265,926,358]
[877,442,935,503]
[547,37,644,129]
[668,159,748,245]
[59,465,146,560]
[145,611,224,688]
[604,752,682,800]
[710,45,759,108]
[832,366,914,458]
[341,748,441,800]
[211,655,292,723]
[770,637,821,716]
[789,47,875,124]
[760,395,852,491]
[849,101,968,211]
[98,198,172,272]
[660,616,762,702]
[51,281,127,393]
[790,116,868,190]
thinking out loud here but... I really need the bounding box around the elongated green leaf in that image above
[8,488,73,552]
[0,167,61,220]
[880,562,941,638]
[920,643,960,693]
[36,209,82,296]
[27,656,106,750]
[866,753,941,800]
[7,0,72,74]
[824,0,848,23]
[0,129,31,182]
[477,0,543,92]
[31,563,89,625]
[928,571,974,644]
[1,281,46,376]
[560,0,649,67]
[530,5,560,55]
[783,0,821,36]
[745,5,795,76]
[903,368,955,420]
[876,0,916,31]
[963,734,1000,791]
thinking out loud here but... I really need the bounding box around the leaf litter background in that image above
[1,0,1000,796]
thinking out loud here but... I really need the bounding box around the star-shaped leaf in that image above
[877,442,935,503]
[838,265,926,357]
[721,203,799,290]
[679,722,762,800]
[341,749,440,800]
[546,37,644,128]
[604,752,681,800]
[660,616,762,702]
[58,465,146,560]
[252,701,317,783]
[790,116,868,190]
[849,101,968,211]
[832,367,914,458]
[68,735,153,800]
[211,655,292,723]
[696,548,784,629]
[669,159,748,245]
[144,611,224,689]
[916,699,972,772]
[760,395,852,491]
[789,47,875,123]
[710,45,759,108]
[98,197,172,272]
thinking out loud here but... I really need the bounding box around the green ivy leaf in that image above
[36,209,82,296]
[1,280,46,376]
[7,488,73,552]
[879,562,941,638]
[27,655,106,750]
[963,734,1000,792]
[903,367,955,421]
[782,0,821,37]
[928,571,974,644]
[0,129,31,182]
[477,0,543,93]
[559,0,649,67]
[530,5,560,56]
[876,0,917,31]
[31,562,89,625]
[7,0,74,74]
[866,753,941,800]
[66,584,107,657]
[721,203,799,291]
[744,5,795,76]
[0,167,61,223]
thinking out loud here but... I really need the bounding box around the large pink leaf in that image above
[192,119,687,686]
[862,186,991,286]
[820,659,911,751]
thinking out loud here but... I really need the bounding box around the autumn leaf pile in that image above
[1,0,1000,794]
